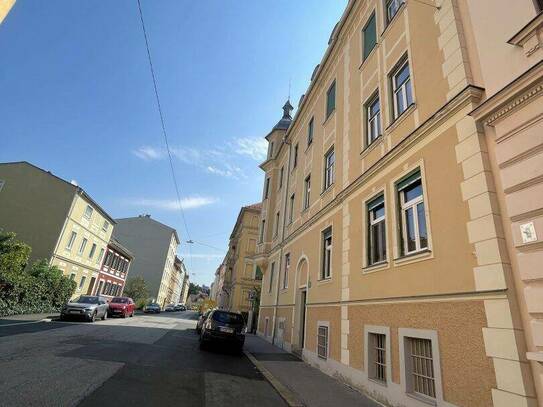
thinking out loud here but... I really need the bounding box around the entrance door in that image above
[299,290,307,349]
[86,277,96,295]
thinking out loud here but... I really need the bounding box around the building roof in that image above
[229,202,262,240]
[115,214,180,244]
[109,236,134,259]
[272,100,293,131]
[0,161,116,225]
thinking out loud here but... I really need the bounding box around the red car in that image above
[107,297,135,318]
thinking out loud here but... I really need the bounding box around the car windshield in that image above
[148,303,159,307]
[73,296,99,304]
[212,311,244,324]
[111,297,129,303]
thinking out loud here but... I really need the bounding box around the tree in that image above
[188,282,201,295]
[0,231,31,273]
[123,277,149,303]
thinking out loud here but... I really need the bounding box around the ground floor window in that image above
[407,337,436,399]
[317,325,329,359]
[369,333,386,382]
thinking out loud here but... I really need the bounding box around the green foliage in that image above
[188,282,200,295]
[0,231,76,316]
[123,276,149,305]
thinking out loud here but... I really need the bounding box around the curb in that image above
[243,350,305,407]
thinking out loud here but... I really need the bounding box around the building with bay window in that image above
[253,1,543,406]
[93,237,133,299]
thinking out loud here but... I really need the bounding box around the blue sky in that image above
[0,0,347,286]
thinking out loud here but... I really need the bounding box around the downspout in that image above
[272,134,292,345]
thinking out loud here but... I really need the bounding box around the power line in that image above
[136,0,193,246]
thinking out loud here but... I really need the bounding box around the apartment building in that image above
[220,203,262,321]
[93,237,133,299]
[180,271,190,305]
[0,0,16,25]
[254,1,543,406]
[114,215,180,307]
[0,162,115,298]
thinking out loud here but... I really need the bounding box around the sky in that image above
[0,0,347,286]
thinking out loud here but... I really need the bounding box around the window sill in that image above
[359,44,379,71]
[381,3,406,39]
[360,134,384,159]
[362,261,388,274]
[368,377,387,387]
[406,392,437,406]
[317,277,332,285]
[321,184,334,197]
[322,110,336,126]
[386,103,416,134]
[394,248,432,265]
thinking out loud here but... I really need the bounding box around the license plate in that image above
[219,326,234,333]
[69,310,80,314]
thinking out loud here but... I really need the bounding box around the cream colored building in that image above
[254,1,543,406]
[0,0,15,25]
[0,162,115,298]
[220,203,262,320]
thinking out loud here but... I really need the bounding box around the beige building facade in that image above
[0,0,15,25]
[254,1,543,406]
[0,162,115,298]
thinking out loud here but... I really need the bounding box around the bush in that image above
[0,231,76,316]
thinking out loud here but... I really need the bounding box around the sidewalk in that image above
[244,334,380,407]
[0,312,59,326]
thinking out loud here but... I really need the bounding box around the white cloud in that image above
[133,146,164,161]
[232,137,268,161]
[127,196,218,211]
[178,253,224,260]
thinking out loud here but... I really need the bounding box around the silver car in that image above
[60,295,109,322]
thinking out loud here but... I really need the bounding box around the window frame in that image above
[362,12,377,61]
[274,211,280,238]
[365,325,391,386]
[283,253,290,289]
[317,322,329,360]
[397,170,428,256]
[365,92,382,146]
[303,174,311,210]
[78,275,86,290]
[367,194,387,265]
[391,58,413,120]
[102,220,109,233]
[279,166,284,189]
[321,227,333,280]
[288,193,295,224]
[259,219,266,243]
[88,243,97,260]
[78,238,88,256]
[83,205,93,220]
[292,143,299,169]
[323,147,335,191]
[264,177,271,199]
[66,231,77,251]
[307,117,314,147]
[268,262,275,293]
[97,248,105,264]
[385,0,405,24]
[325,80,336,120]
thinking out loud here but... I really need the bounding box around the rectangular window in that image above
[363,13,377,60]
[386,0,405,23]
[326,81,336,119]
[268,141,274,159]
[321,227,332,279]
[369,333,387,382]
[69,273,76,281]
[307,117,314,146]
[102,220,109,233]
[66,231,77,250]
[269,262,275,293]
[274,212,280,237]
[78,238,88,255]
[406,337,436,399]
[84,205,93,220]
[97,280,104,294]
[279,166,284,189]
[292,143,299,169]
[398,170,428,255]
[283,253,290,289]
[97,248,105,264]
[392,59,413,119]
[367,195,386,265]
[366,94,381,145]
[259,220,266,243]
[324,148,335,190]
[264,177,271,199]
[317,325,328,359]
[79,275,86,289]
[88,243,97,259]
[304,175,311,210]
[289,194,295,224]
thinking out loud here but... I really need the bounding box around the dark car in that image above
[174,304,186,311]
[143,303,161,313]
[108,297,135,318]
[199,310,246,352]
[60,295,109,322]
[196,310,211,334]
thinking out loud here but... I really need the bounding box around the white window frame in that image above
[364,325,391,386]
[78,275,86,290]
[321,227,333,279]
[268,262,275,293]
[66,231,77,250]
[88,243,97,259]
[386,0,405,23]
[398,172,427,256]
[78,238,88,256]
[368,195,386,265]
[392,59,413,119]
[317,321,330,360]
[324,148,335,191]
[399,328,444,404]
[283,253,290,289]
[366,93,381,145]
[102,220,109,233]
[83,205,93,220]
[304,175,311,210]
[289,194,295,224]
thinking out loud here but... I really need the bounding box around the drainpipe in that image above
[272,134,292,346]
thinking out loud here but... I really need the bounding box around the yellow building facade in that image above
[254,1,542,406]
[0,0,15,25]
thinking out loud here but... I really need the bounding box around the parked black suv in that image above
[199,310,245,352]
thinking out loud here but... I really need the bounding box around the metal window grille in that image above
[370,333,386,382]
[409,338,436,398]
[317,326,328,359]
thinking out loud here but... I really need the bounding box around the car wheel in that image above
[89,312,96,323]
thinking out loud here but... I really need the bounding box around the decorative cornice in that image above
[484,83,543,126]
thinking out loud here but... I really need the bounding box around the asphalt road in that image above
[0,311,286,407]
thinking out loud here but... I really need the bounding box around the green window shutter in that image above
[326,81,336,118]
[397,169,421,191]
[363,14,376,60]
